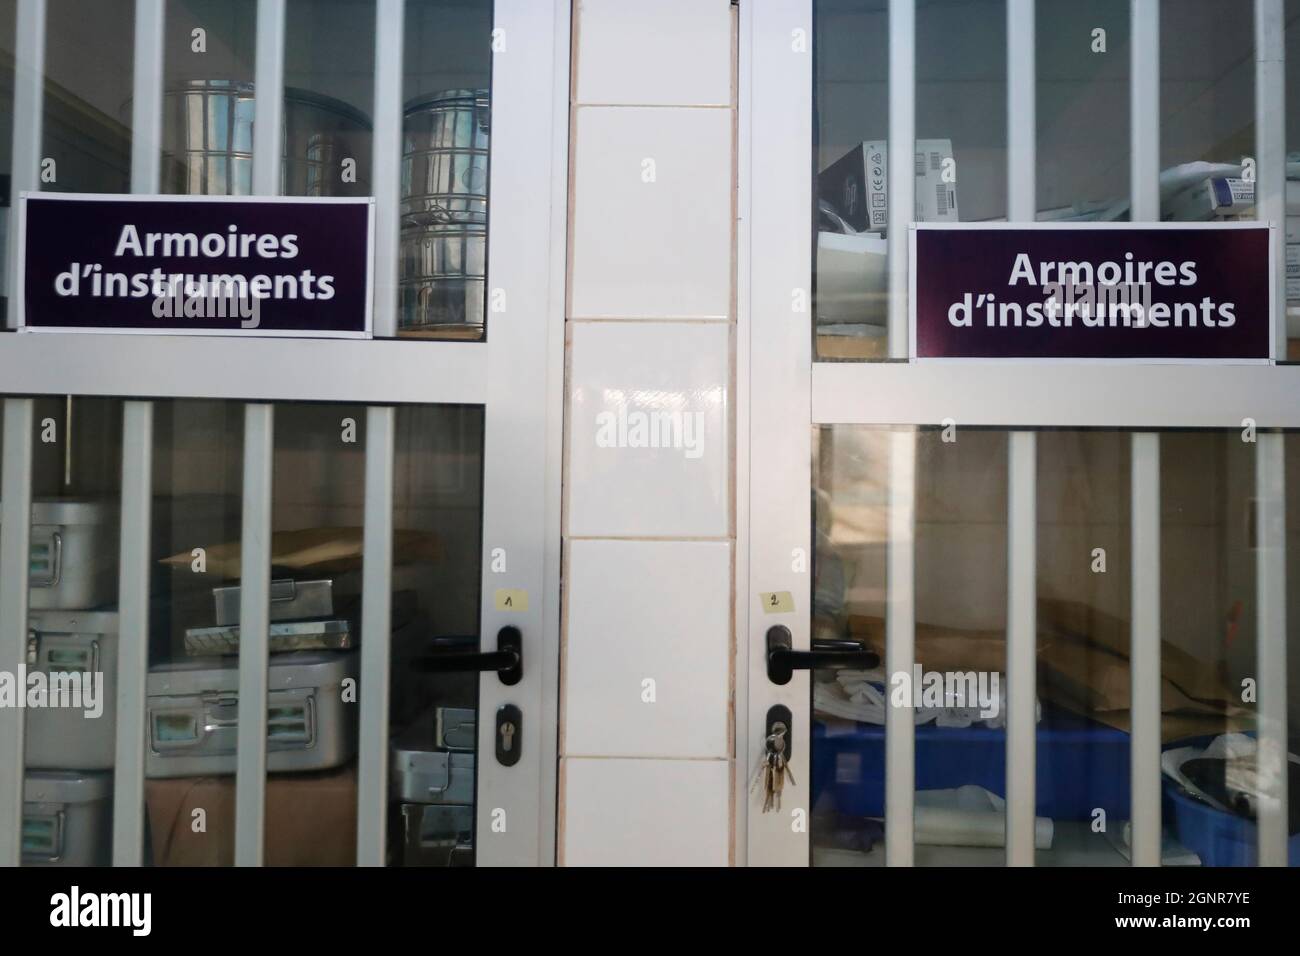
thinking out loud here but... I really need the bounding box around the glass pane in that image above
[22,397,125,867]
[146,399,244,865]
[389,404,483,866]
[1037,0,1129,220]
[813,0,888,360]
[41,0,135,195]
[1159,0,1255,223]
[399,0,492,341]
[284,0,375,199]
[812,425,1278,867]
[161,0,258,195]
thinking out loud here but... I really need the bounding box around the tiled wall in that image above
[560,0,735,866]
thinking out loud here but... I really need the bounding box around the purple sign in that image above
[18,193,374,337]
[910,223,1274,361]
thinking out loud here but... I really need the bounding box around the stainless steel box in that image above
[23,610,118,771]
[145,651,358,778]
[212,578,335,627]
[23,500,119,610]
[390,717,475,804]
[398,803,473,867]
[22,770,112,866]
[434,707,476,751]
[184,618,354,657]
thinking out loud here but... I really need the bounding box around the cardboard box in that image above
[1164,177,1254,221]
[818,139,959,233]
[145,763,357,866]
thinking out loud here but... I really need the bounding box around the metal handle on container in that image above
[30,531,62,589]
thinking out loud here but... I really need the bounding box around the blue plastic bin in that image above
[1162,785,1298,866]
[1159,737,1299,867]
[811,706,1131,821]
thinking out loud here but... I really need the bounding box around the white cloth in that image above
[914,785,1054,849]
[813,669,1036,730]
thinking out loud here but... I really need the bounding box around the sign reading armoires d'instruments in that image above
[17,193,374,337]
[910,223,1275,361]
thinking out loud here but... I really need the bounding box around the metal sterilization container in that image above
[156,80,372,197]
[22,771,112,867]
[145,651,359,778]
[24,610,119,771]
[398,89,490,337]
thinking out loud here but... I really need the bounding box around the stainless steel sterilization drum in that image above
[399,88,490,338]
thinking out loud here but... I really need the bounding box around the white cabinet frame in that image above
[0,0,570,868]
[741,0,1297,867]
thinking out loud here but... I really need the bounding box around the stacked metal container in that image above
[398,89,490,338]
[157,80,373,197]
[391,705,477,866]
[146,577,359,779]
[19,500,120,866]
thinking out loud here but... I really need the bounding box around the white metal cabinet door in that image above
[0,0,569,868]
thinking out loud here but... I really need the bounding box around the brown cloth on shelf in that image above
[847,614,1054,674]
[160,526,441,576]
[847,598,1249,742]
[145,764,357,866]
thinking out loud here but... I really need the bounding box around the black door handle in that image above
[765,625,879,685]
[413,625,523,685]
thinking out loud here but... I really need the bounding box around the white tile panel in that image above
[565,539,731,757]
[567,321,730,537]
[570,106,732,319]
[561,757,730,866]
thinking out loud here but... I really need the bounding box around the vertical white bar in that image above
[1007,0,1035,222]
[252,0,287,197]
[112,402,153,866]
[884,5,918,852]
[112,0,165,868]
[734,0,753,867]
[1130,0,1159,222]
[1005,430,1037,865]
[538,0,572,867]
[1129,433,1161,866]
[884,0,918,868]
[885,428,916,866]
[1128,0,1162,869]
[1256,0,1289,869]
[0,399,35,866]
[234,403,274,867]
[356,405,394,866]
[886,0,914,358]
[745,0,812,867]
[6,0,46,330]
[231,0,286,869]
[1255,432,1288,865]
[131,0,166,194]
[371,0,405,338]
[1005,0,1037,867]
[476,0,562,867]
